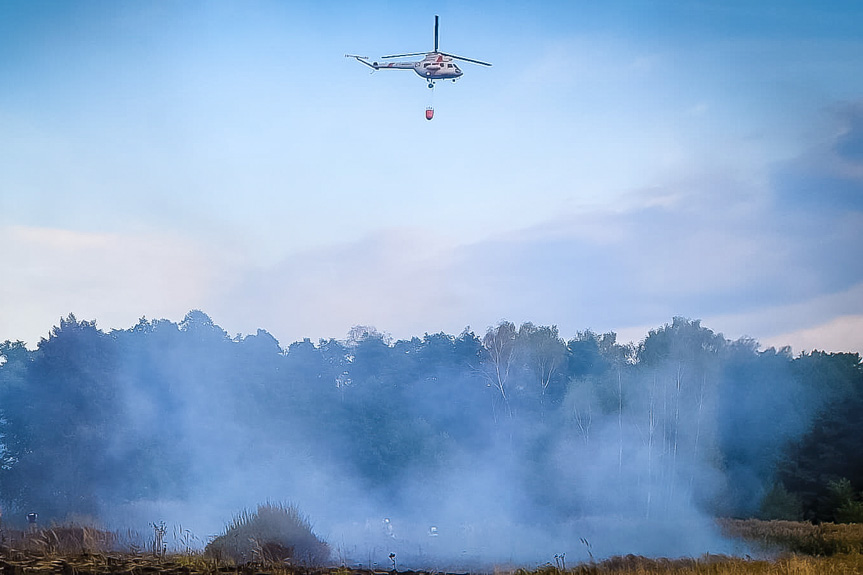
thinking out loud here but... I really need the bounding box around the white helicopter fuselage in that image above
[372,53,463,80]
[414,54,463,79]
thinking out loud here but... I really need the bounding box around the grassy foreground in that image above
[717,518,863,556]
[521,553,863,574]
[1,520,862,574]
[1,553,863,575]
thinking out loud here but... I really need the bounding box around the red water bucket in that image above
[425,107,434,120]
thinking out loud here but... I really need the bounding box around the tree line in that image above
[0,311,860,526]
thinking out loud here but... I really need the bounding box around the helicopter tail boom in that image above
[346,55,416,70]
[346,54,376,69]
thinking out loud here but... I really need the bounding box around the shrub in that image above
[204,502,329,566]
[828,478,863,523]
[758,483,803,521]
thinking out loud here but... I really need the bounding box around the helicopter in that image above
[346,15,492,90]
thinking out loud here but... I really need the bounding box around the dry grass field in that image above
[1,520,862,575]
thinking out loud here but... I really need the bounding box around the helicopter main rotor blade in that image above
[381,52,427,59]
[439,51,492,66]
[383,15,439,60]
[378,15,490,65]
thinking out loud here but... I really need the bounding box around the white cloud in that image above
[703,282,863,355]
[0,225,231,346]
[6,129,861,357]
[766,314,863,355]
[213,228,467,343]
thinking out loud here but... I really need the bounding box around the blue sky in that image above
[2,0,862,352]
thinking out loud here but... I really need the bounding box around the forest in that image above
[0,311,861,552]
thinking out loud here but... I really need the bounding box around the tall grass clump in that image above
[204,502,329,566]
[0,520,118,555]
